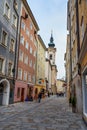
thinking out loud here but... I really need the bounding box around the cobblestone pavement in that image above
[0,96,87,130]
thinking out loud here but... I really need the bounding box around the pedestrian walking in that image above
[38,92,42,103]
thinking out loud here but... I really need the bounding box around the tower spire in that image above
[48,30,55,47]
[50,30,54,43]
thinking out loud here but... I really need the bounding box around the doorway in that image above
[21,88,24,102]
[0,79,10,105]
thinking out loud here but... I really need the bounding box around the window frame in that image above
[4,2,10,19]
[0,56,5,74]
[8,61,13,77]
[9,38,15,52]
[1,29,8,47]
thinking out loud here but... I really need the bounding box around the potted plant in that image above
[72,96,76,113]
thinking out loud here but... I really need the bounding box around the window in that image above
[79,0,81,4]
[30,46,32,54]
[8,62,13,76]
[17,88,20,98]
[4,2,10,19]
[25,41,28,49]
[24,71,27,81]
[28,73,31,82]
[21,22,25,30]
[26,28,29,36]
[0,57,5,74]
[81,16,84,43]
[19,50,23,61]
[24,55,28,65]
[18,68,22,80]
[14,1,18,10]
[30,34,33,42]
[12,14,17,27]
[33,63,35,70]
[50,54,52,60]
[0,58,4,73]
[32,75,35,84]
[30,60,32,67]
[20,36,24,45]
[10,39,15,52]
[85,75,87,84]
[2,30,7,46]
[30,23,33,30]
[34,51,36,57]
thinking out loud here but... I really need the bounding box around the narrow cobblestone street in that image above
[0,96,86,130]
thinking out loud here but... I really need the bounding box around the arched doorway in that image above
[0,79,10,105]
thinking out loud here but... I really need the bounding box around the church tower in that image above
[47,32,58,94]
[48,32,56,65]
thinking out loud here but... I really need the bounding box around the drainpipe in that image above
[34,31,38,85]
[76,0,81,75]
[12,0,19,84]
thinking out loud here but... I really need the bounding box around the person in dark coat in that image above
[38,92,42,103]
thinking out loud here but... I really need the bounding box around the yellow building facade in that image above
[34,35,46,98]
[56,79,66,95]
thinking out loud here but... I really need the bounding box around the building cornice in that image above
[22,0,39,31]
[38,35,46,50]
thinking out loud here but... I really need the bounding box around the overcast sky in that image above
[27,0,67,79]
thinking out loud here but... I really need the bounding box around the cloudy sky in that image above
[27,0,67,79]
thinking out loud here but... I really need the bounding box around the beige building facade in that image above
[35,35,46,97]
[56,79,66,95]
[66,0,82,113]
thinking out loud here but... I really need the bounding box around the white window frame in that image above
[32,75,35,83]
[18,68,22,80]
[81,20,84,43]
[8,61,13,77]
[24,55,28,65]
[29,60,32,67]
[1,29,8,47]
[25,41,28,49]
[20,36,24,45]
[12,13,17,28]
[4,2,10,19]
[21,21,25,30]
[0,56,5,75]
[19,50,23,62]
[30,46,32,54]
[10,38,15,52]
[30,22,33,30]
[23,71,27,81]
[26,28,29,36]
[28,73,31,82]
